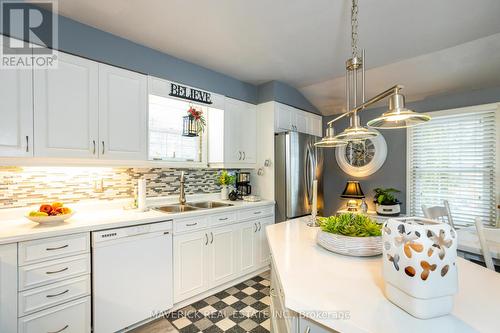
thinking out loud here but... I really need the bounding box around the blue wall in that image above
[257,81,320,114]
[322,86,500,216]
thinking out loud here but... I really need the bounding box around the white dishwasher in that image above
[92,221,173,333]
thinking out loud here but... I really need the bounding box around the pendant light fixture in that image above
[316,0,430,148]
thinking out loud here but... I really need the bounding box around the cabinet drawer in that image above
[209,212,237,227]
[174,217,208,233]
[19,254,90,291]
[239,205,274,221]
[19,275,90,316]
[19,233,90,266]
[18,296,91,333]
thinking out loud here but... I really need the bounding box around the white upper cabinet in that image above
[274,102,322,137]
[0,38,33,157]
[98,64,147,160]
[208,97,257,166]
[34,52,99,158]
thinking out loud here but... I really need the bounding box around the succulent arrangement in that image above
[317,213,381,237]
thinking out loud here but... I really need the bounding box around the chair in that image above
[422,200,455,229]
[474,217,495,271]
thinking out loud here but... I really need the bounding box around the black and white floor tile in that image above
[133,271,271,333]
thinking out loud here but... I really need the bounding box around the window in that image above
[148,95,206,163]
[408,104,499,227]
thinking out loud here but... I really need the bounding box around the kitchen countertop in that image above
[0,195,274,245]
[266,216,500,333]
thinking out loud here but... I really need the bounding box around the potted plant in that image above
[316,213,382,256]
[373,187,401,216]
[217,170,235,200]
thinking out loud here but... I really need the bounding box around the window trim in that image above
[406,102,500,227]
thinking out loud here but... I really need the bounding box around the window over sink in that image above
[148,94,208,164]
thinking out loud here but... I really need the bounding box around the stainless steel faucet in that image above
[179,171,186,205]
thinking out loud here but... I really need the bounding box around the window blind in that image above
[408,106,498,227]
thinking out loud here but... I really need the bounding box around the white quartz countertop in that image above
[266,217,500,333]
[0,195,274,244]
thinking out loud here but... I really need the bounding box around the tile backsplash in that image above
[0,166,229,209]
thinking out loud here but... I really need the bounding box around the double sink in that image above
[154,201,233,214]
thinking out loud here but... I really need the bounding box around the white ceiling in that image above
[53,0,500,114]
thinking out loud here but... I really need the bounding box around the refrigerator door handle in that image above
[305,145,312,204]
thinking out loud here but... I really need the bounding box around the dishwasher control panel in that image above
[92,220,173,245]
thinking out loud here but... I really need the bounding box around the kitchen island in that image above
[266,216,500,333]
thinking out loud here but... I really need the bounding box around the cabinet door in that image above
[258,217,274,267]
[209,225,239,287]
[173,230,210,303]
[98,64,147,160]
[240,103,257,163]
[224,97,244,163]
[0,38,33,157]
[308,114,323,137]
[294,109,309,134]
[239,220,258,275]
[34,52,99,158]
[275,103,293,132]
[0,244,17,333]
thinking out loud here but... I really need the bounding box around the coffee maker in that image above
[236,172,251,198]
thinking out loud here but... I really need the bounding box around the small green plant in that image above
[373,187,401,205]
[218,170,235,186]
[317,213,381,237]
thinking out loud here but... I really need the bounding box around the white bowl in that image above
[25,211,75,224]
[316,230,382,257]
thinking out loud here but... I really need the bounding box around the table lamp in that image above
[341,181,365,211]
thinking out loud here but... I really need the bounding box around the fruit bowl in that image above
[25,211,75,224]
[26,203,75,224]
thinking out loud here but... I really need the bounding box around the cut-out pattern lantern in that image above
[382,217,458,319]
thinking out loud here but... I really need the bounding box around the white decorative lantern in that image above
[382,217,458,319]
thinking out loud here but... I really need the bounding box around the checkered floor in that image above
[166,272,271,332]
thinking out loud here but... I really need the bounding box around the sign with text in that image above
[1,0,58,69]
[170,83,212,105]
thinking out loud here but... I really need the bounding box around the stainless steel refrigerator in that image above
[275,131,323,222]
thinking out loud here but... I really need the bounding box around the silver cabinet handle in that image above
[186,223,197,226]
[26,136,29,152]
[46,289,69,298]
[243,151,246,160]
[254,223,258,232]
[270,287,277,297]
[101,141,105,155]
[205,233,208,245]
[219,217,228,221]
[210,232,214,244]
[254,211,261,215]
[258,222,262,231]
[46,267,68,275]
[238,151,242,160]
[304,327,311,333]
[93,140,96,155]
[48,324,69,333]
[46,244,68,251]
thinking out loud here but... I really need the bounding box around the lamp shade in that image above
[341,181,365,198]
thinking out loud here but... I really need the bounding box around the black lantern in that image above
[182,115,199,137]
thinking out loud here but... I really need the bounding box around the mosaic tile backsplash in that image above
[0,166,230,209]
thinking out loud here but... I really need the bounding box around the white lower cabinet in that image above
[240,220,258,274]
[174,230,210,302]
[0,244,18,333]
[257,217,274,267]
[174,207,274,304]
[18,296,91,333]
[210,225,239,287]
